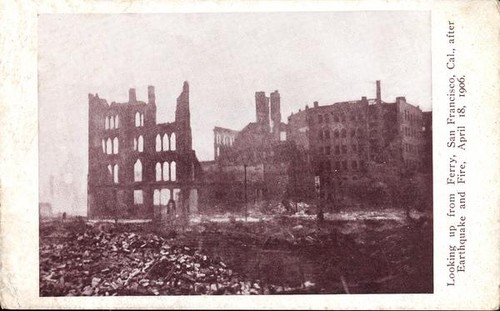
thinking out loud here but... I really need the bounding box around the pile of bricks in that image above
[39,226,266,296]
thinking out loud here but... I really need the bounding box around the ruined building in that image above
[201,81,431,211]
[287,81,430,207]
[87,82,202,220]
[200,90,290,211]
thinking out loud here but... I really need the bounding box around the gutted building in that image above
[87,82,202,220]
[287,81,430,206]
[199,90,291,211]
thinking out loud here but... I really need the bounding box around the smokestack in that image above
[270,90,281,135]
[129,88,137,102]
[255,91,269,127]
[313,101,319,108]
[376,80,381,104]
[148,86,155,104]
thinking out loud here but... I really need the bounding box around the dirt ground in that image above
[39,210,433,296]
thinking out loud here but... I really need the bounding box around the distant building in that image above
[201,81,431,210]
[287,81,430,205]
[422,111,433,173]
[87,82,202,220]
[200,90,291,210]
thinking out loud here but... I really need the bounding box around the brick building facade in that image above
[287,81,429,206]
[87,82,202,220]
[199,90,290,211]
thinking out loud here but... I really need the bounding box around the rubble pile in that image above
[40,225,269,296]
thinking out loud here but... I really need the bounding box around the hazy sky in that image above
[38,12,431,214]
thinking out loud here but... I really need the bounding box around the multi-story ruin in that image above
[87,82,202,220]
[287,80,430,207]
[201,81,432,211]
[200,90,290,211]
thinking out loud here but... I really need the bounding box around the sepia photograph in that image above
[38,12,433,297]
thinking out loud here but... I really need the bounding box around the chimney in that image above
[396,96,406,103]
[255,91,269,127]
[270,90,281,135]
[148,86,155,104]
[129,88,137,102]
[313,101,319,108]
[376,80,381,104]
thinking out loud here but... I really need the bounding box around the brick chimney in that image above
[148,86,155,104]
[129,88,137,103]
[376,80,381,104]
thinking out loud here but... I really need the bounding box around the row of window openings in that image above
[403,110,420,123]
[404,143,422,154]
[102,138,119,154]
[155,162,177,182]
[105,115,119,130]
[104,112,146,129]
[156,133,176,152]
[107,160,177,184]
[318,112,364,124]
[101,133,176,155]
[319,128,364,140]
[321,160,364,172]
[405,159,421,168]
[132,189,181,206]
[152,188,180,206]
[403,126,419,138]
[135,112,145,127]
[319,144,359,155]
[216,134,234,146]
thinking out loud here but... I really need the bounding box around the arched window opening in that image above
[106,138,112,154]
[172,188,181,206]
[105,117,109,130]
[113,137,119,154]
[107,164,112,175]
[102,139,106,153]
[133,137,137,151]
[162,134,169,151]
[170,133,176,151]
[110,116,115,129]
[160,189,170,206]
[134,159,142,182]
[170,161,177,181]
[163,161,169,181]
[133,190,143,205]
[155,162,162,181]
[153,189,160,206]
[155,134,162,152]
[138,135,144,152]
[141,113,144,126]
[135,112,141,127]
[113,164,119,183]
[115,115,119,129]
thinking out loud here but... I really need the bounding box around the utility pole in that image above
[294,168,298,213]
[315,175,324,223]
[244,164,248,222]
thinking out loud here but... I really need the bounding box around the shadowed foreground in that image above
[40,211,432,296]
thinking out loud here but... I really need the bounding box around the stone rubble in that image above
[39,224,306,296]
